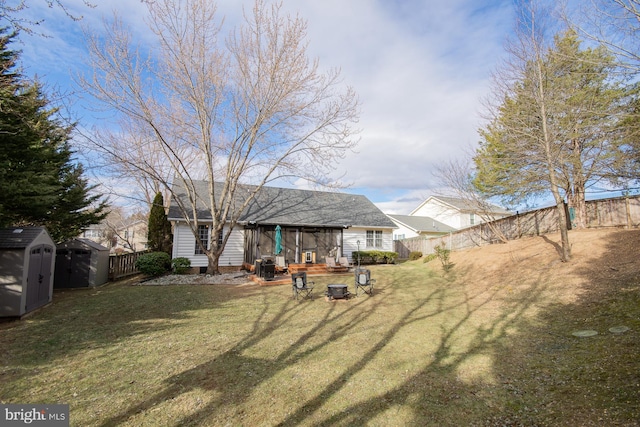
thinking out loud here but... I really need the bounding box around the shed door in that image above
[54,249,71,288]
[26,245,53,312]
[69,249,91,287]
[55,249,91,288]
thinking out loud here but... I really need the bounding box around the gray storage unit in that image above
[54,238,109,288]
[0,227,56,317]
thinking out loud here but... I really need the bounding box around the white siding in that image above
[172,223,245,267]
[412,198,512,230]
[412,200,462,229]
[342,227,394,263]
[389,220,419,240]
[219,228,245,267]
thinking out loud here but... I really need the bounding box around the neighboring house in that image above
[168,180,397,270]
[387,214,456,240]
[113,219,148,253]
[409,196,511,230]
[82,219,148,254]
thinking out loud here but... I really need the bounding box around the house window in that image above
[195,225,209,255]
[84,229,102,238]
[366,230,383,248]
[469,213,475,225]
[393,234,405,241]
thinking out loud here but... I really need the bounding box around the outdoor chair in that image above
[354,268,375,296]
[292,272,314,300]
[326,257,348,272]
[338,257,350,269]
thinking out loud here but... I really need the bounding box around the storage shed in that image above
[0,227,56,317]
[54,238,109,288]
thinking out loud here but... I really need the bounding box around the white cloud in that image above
[276,0,514,206]
[14,0,515,213]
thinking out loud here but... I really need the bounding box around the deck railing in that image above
[108,251,150,280]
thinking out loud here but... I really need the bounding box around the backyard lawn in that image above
[1,229,639,426]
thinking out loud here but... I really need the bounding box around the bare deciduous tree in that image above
[78,0,359,273]
[96,207,147,253]
[434,157,510,244]
[475,1,573,261]
[563,0,640,74]
[0,1,96,35]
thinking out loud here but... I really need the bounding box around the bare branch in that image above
[77,0,359,273]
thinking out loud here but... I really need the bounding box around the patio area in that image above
[248,262,351,286]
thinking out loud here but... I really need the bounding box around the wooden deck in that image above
[250,263,352,286]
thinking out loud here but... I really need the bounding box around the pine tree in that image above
[0,29,107,241]
[147,192,172,254]
[474,31,629,228]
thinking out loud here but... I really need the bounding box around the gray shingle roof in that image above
[387,215,455,233]
[168,180,396,229]
[76,238,110,251]
[0,227,47,249]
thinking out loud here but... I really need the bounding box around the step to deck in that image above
[250,263,352,286]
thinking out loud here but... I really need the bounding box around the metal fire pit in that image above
[326,284,350,300]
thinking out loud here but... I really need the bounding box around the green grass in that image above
[1,243,639,426]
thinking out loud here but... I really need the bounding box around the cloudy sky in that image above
[14,0,515,214]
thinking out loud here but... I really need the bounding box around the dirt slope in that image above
[441,228,640,426]
[450,227,640,304]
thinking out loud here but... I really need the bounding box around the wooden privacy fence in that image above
[109,250,150,280]
[395,195,640,258]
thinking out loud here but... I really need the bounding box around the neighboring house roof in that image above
[387,215,456,234]
[168,180,396,229]
[0,227,48,249]
[410,196,511,216]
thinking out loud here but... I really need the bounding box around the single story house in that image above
[387,214,456,240]
[168,181,397,270]
[409,196,512,230]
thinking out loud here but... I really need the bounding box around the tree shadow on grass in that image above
[10,230,637,427]
[88,231,640,426]
[541,234,564,260]
[95,263,554,427]
[0,280,261,395]
[275,268,551,427]
[97,285,386,426]
[475,229,640,425]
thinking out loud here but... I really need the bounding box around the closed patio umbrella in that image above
[275,225,283,255]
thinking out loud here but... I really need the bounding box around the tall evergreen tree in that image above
[474,30,629,234]
[147,192,172,254]
[0,29,107,241]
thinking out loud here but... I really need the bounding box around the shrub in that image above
[135,252,171,277]
[434,244,454,272]
[171,257,191,274]
[352,250,398,265]
[408,251,423,261]
[383,251,398,264]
